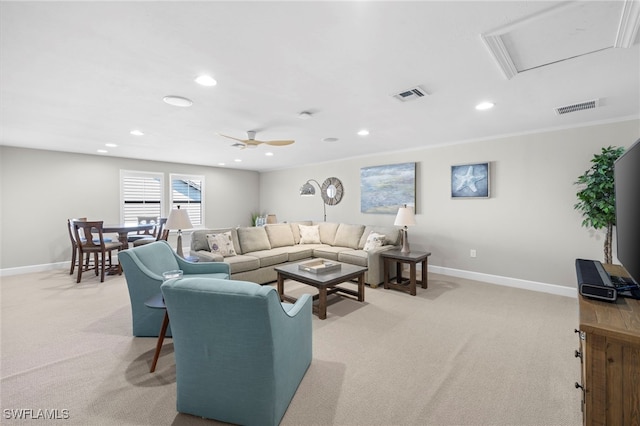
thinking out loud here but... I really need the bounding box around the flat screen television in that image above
[614,137,640,284]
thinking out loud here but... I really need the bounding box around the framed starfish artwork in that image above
[451,162,490,198]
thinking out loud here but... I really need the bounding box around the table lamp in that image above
[394,204,416,254]
[165,205,193,258]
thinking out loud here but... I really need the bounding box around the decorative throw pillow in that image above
[206,232,237,257]
[298,224,321,244]
[363,232,386,252]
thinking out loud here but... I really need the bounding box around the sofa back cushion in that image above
[237,227,272,253]
[264,224,295,248]
[358,226,402,248]
[298,224,321,244]
[192,228,240,253]
[206,231,238,257]
[289,221,313,244]
[317,222,340,245]
[333,223,365,249]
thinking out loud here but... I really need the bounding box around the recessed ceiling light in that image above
[97,149,108,154]
[130,130,144,136]
[105,143,118,148]
[322,137,339,142]
[195,75,217,86]
[298,111,312,120]
[475,101,495,110]
[265,152,274,156]
[234,158,242,162]
[218,162,226,166]
[163,95,193,107]
[357,129,369,136]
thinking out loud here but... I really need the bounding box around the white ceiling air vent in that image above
[554,99,600,115]
[393,86,429,102]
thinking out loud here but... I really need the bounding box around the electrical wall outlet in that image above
[470,249,477,258]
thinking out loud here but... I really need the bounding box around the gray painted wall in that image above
[0,147,259,269]
[260,119,639,288]
[1,119,638,289]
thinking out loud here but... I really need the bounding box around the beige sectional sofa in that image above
[189,221,401,287]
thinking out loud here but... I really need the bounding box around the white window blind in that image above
[170,174,204,226]
[120,171,164,225]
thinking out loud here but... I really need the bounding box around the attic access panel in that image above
[481,1,638,79]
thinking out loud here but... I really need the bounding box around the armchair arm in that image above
[120,252,164,282]
[175,255,231,276]
[282,293,312,317]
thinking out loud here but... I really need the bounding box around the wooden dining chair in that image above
[133,217,168,247]
[73,221,123,283]
[128,216,159,243]
[67,218,88,275]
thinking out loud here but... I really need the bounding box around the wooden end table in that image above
[382,249,431,296]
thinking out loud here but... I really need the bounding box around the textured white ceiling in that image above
[1,1,639,172]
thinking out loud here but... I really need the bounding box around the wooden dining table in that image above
[103,223,154,250]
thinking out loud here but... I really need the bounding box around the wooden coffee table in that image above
[275,261,367,320]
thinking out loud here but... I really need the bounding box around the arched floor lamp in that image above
[299,179,326,222]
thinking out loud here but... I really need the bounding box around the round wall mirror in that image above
[321,177,344,205]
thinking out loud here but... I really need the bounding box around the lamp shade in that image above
[394,205,416,227]
[300,181,316,196]
[166,206,193,230]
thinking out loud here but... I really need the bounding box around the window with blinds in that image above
[120,171,164,225]
[170,174,204,227]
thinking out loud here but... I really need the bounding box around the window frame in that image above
[169,173,204,228]
[120,170,165,225]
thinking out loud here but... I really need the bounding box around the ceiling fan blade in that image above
[219,133,249,143]
[264,140,295,146]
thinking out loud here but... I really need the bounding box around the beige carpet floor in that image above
[0,268,582,425]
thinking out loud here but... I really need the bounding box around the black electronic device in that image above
[580,283,617,301]
[576,258,617,302]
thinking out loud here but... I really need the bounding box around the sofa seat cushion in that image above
[338,250,368,267]
[237,226,272,254]
[245,250,289,268]
[223,254,261,274]
[333,223,365,249]
[270,245,315,262]
[313,246,354,261]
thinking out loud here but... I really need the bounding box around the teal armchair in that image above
[119,241,230,337]
[161,276,312,426]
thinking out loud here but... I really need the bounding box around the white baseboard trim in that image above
[1,260,577,299]
[0,262,68,277]
[428,265,578,299]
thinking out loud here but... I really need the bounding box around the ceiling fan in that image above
[219,130,295,149]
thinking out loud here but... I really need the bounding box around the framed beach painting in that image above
[360,162,416,214]
[451,162,490,198]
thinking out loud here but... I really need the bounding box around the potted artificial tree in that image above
[574,145,625,264]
